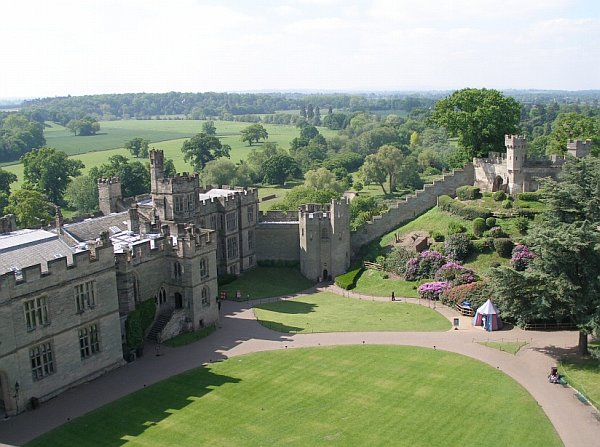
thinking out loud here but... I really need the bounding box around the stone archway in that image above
[492,175,504,192]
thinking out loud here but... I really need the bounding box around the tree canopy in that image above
[430,88,521,159]
[125,137,150,158]
[201,120,217,136]
[21,147,84,204]
[0,168,18,194]
[262,153,300,185]
[66,116,100,136]
[89,155,150,197]
[4,189,53,228]
[181,133,231,172]
[546,112,599,155]
[0,113,45,162]
[240,123,268,146]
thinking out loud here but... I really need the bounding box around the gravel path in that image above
[0,285,598,446]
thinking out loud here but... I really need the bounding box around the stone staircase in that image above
[147,309,173,342]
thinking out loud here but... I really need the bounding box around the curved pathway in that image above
[0,286,599,446]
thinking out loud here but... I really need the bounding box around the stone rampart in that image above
[256,222,300,261]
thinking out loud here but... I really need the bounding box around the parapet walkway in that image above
[0,286,598,447]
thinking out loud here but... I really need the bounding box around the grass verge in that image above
[219,267,315,300]
[163,325,216,348]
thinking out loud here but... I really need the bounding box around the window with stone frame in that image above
[210,215,217,229]
[24,296,49,330]
[226,211,237,231]
[200,258,209,278]
[227,236,238,259]
[30,342,55,381]
[173,261,183,278]
[75,280,96,313]
[79,323,100,359]
[174,195,184,212]
[247,204,255,223]
[201,287,210,307]
[187,193,195,211]
[248,230,254,250]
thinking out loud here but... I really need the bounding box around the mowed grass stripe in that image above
[27,346,562,447]
[254,292,451,333]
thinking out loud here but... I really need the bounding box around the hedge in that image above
[126,312,143,349]
[456,185,480,201]
[438,195,491,220]
[517,191,542,202]
[138,299,157,334]
[493,238,514,258]
[335,267,363,290]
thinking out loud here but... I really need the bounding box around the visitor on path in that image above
[391,291,395,301]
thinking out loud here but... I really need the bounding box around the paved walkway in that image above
[1,286,599,446]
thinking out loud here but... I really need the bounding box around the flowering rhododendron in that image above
[404,250,447,281]
[511,244,535,271]
[417,281,449,300]
[434,262,478,286]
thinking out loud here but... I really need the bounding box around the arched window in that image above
[173,262,183,278]
[156,287,167,306]
[200,258,208,278]
[201,287,210,307]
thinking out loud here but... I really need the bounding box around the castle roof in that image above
[0,229,74,274]
[63,212,130,242]
[198,188,237,201]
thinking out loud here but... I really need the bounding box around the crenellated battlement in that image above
[157,172,200,185]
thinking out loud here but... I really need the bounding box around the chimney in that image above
[128,206,140,234]
[55,206,64,234]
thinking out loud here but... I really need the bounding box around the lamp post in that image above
[13,381,20,414]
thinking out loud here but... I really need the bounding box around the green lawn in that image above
[26,346,562,447]
[479,341,528,355]
[560,354,600,408]
[254,291,450,333]
[352,268,419,298]
[163,325,216,348]
[219,267,315,300]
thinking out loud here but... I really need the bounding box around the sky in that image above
[1,0,599,98]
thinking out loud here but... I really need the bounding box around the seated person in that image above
[548,367,560,383]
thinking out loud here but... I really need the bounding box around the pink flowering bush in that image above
[404,250,446,281]
[417,281,450,300]
[511,244,535,271]
[434,262,478,286]
[440,281,489,308]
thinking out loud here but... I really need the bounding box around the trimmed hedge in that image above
[126,312,143,349]
[517,191,542,202]
[335,267,363,290]
[492,191,506,202]
[493,238,514,258]
[456,185,480,201]
[485,217,496,228]
[438,195,491,220]
[138,299,157,334]
[473,218,486,237]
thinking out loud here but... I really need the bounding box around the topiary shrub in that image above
[502,199,513,209]
[438,195,491,220]
[383,246,413,275]
[447,221,467,235]
[493,238,514,258]
[517,191,541,202]
[456,185,480,201]
[429,230,444,242]
[492,190,506,201]
[472,218,486,237]
[515,216,529,235]
[485,217,496,228]
[444,233,472,262]
[335,267,363,290]
[485,226,508,238]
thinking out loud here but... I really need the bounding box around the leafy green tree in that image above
[304,167,344,193]
[262,154,300,185]
[89,155,150,197]
[547,112,599,155]
[0,168,18,194]
[246,142,286,182]
[203,158,237,187]
[272,186,341,211]
[125,137,150,158]
[358,154,388,194]
[64,175,99,214]
[4,189,53,228]
[240,123,268,146]
[0,113,46,162]
[66,116,100,136]
[374,144,406,193]
[201,120,217,136]
[163,158,177,177]
[431,88,520,158]
[181,133,231,172]
[21,147,84,204]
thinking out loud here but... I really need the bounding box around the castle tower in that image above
[150,149,165,194]
[98,177,122,215]
[505,135,526,195]
[299,198,350,282]
[567,139,592,158]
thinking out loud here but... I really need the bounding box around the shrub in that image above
[485,217,496,228]
[472,238,491,253]
[447,221,467,235]
[518,191,541,202]
[405,250,446,281]
[456,185,480,201]
[493,238,514,258]
[417,281,450,300]
[137,299,156,334]
[438,195,491,220]
[492,190,506,201]
[516,209,536,219]
[473,218,486,237]
[444,233,472,262]
[429,242,445,254]
[434,262,478,286]
[514,216,529,235]
[486,226,508,238]
[519,202,530,209]
[502,199,513,209]
[429,230,444,242]
[383,246,413,275]
[335,267,363,290]
[511,244,535,271]
[126,312,143,349]
[440,281,489,309]
[482,192,492,198]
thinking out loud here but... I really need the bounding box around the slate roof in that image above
[63,212,129,242]
[0,229,74,274]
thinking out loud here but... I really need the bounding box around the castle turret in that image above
[567,139,592,158]
[150,149,165,194]
[98,177,122,215]
[505,135,526,172]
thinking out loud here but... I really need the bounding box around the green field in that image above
[254,291,450,333]
[26,346,562,447]
[352,269,420,298]
[219,267,315,300]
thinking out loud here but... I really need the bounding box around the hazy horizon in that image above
[2,0,599,98]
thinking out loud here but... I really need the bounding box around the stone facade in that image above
[473,135,592,195]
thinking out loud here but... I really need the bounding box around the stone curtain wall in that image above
[256,222,300,261]
[350,165,475,253]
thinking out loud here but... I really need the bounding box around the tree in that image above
[304,167,344,193]
[547,112,599,155]
[358,154,388,194]
[202,120,217,136]
[313,106,321,126]
[181,133,231,172]
[262,154,300,185]
[89,155,150,197]
[125,137,150,158]
[64,175,99,215]
[246,142,286,182]
[373,144,406,193]
[489,157,600,356]
[163,158,177,177]
[0,114,46,162]
[4,189,53,228]
[21,147,84,204]
[203,158,238,187]
[240,124,268,146]
[430,88,520,158]
[0,168,17,194]
[66,116,100,136]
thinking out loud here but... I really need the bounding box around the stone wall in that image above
[350,166,474,253]
[256,222,300,261]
